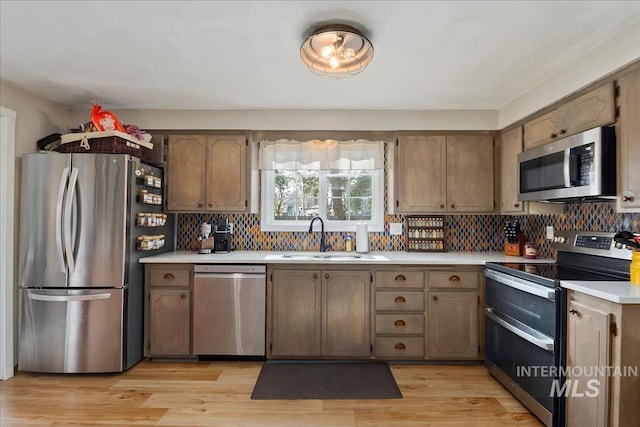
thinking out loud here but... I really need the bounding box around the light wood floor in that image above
[0,360,542,426]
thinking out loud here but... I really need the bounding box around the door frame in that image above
[1,106,17,380]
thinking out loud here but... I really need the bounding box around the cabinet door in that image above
[523,111,559,150]
[446,135,494,212]
[396,135,446,212]
[557,83,615,137]
[205,135,247,212]
[166,135,206,211]
[322,270,371,357]
[566,299,611,427]
[500,126,525,214]
[428,291,478,359]
[271,270,322,357]
[149,289,191,356]
[616,68,640,212]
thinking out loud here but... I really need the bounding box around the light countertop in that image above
[139,250,555,266]
[561,280,640,304]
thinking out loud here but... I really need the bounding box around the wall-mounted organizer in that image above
[406,215,445,252]
[132,161,173,252]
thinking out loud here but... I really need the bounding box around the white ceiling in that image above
[1,1,639,112]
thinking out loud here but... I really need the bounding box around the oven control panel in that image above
[575,235,612,250]
[551,231,632,260]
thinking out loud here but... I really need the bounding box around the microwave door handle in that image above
[563,148,571,187]
[56,167,70,273]
[63,167,79,274]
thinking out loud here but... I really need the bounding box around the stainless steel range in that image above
[483,231,631,427]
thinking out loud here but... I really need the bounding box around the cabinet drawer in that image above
[375,337,424,358]
[428,271,477,289]
[375,271,424,289]
[375,314,424,335]
[148,268,191,287]
[376,291,424,311]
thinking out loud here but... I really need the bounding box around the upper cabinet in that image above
[616,67,640,212]
[166,134,247,212]
[523,83,615,150]
[396,134,494,213]
[499,126,525,214]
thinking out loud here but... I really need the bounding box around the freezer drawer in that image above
[19,288,124,373]
[193,265,266,356]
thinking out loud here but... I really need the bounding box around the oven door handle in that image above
[484,269,556,301]
[486,308,555,352]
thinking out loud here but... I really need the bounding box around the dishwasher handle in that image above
[194,273,266,281]
[194,264,266,274]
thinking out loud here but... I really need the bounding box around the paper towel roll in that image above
[356,223,369,253]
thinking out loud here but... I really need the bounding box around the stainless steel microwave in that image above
[518,126,617,202]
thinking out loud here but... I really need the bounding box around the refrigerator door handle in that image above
[26,292,112,302]
[64,167,79,274]
[56,166,70,273]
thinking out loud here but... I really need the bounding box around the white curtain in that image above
[258,139,384,170]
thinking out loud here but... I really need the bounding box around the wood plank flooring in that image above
[0,360,543,426]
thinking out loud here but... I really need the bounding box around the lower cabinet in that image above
[269,268,370,358]
[427,291,478,359]
[565,290,640,427]
[145,264,193,357]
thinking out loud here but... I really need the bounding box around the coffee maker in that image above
[214,217,232,253]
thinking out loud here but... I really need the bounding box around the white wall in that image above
[499,23,640,128]
[69,108,499,131]
[0,81,70,369]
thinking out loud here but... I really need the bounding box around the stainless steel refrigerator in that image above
[18,153,173,373]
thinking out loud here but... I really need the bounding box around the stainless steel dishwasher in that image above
[193,265,266,356]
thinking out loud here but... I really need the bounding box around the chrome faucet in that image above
[308,216,330,252]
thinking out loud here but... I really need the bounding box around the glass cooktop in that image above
[489,263,628,282]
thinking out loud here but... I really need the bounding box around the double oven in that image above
[484,231,631,427]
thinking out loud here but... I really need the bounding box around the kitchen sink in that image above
[280,252,362,260]
[263,251,389,262]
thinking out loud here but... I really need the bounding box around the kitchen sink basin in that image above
[280,252,362,260]
[262,252,389,262]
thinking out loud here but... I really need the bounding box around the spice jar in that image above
[524,242,538,259]
[631,251,640,285]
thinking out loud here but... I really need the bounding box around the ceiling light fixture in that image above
[300,24,374,79]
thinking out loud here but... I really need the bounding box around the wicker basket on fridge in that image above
[56,130,153,162]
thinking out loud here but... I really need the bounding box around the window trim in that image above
[260,169,384,232]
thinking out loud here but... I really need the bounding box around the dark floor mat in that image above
[250,361,403,400]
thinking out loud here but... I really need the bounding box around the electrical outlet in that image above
[546,226,554,240]
[229,223,234,234]
[389,223,402,235]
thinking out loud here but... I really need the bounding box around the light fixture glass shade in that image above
[300,24,374,79]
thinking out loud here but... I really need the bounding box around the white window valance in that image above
[258,139,384,170]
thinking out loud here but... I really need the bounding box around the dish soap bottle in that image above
[631,250,640,285]
[345,234,353,252]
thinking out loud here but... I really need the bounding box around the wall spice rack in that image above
[406,215,445,252]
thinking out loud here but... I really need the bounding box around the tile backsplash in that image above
[176,201,639,258]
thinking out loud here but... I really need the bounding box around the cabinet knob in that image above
[432,296,438,301]
[449,275,461,283]
[394,274,406,282]
[198,203,203,208]
[394,296,406,304]
[394,319,406,327]
[394,343,406,350]
[569,309,579,315]
[559,129,567,135]
[163,273,175,281]
[180,294,186,299]
[514,203,520,208]
[325,274,330,279]
[622,195,635,202]
[451,204,455,209]
[440,204,445,209]
[313,273,318,279]
[550,133,557,138]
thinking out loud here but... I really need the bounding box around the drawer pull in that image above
[313,273,318,279]
[559,129,567,135]
[163,273,175,281]
[394,274,406,282]
[394,296,406,304]
[569,309,578,315]
[180,293,186,299]
[394,319,406,327]
[432,296,438,301]
[394,343,406,350]
[550,132,557,138]
[449,275,461,282]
